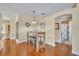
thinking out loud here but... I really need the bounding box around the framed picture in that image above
[40,23,45,29]
[55,23,59,30]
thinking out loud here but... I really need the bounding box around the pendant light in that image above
[32,10,36,24]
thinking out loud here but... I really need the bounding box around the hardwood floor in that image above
[55,42,72,56]
[0,39,72,56]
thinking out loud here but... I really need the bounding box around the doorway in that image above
[61,20,72,45]
[55,17,72,56]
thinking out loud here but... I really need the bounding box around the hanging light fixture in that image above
[32,10,36,24]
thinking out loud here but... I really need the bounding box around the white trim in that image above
[16,39,18,43]
[46,42,55,47]
[10,37,17,39]
[55,40,61,43]
[16,40,27,44]
[72,50,79,56]
[55,40,72,45]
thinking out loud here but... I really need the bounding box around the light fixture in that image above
[32,10,37,24]
[32,21,36,24]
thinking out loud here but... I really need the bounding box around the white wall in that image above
[10,20,16,39]
[55,19,61,43]
[43,15,55,46]
[69,21,72,44]
[0,14,2,49]
[72,4,79,55]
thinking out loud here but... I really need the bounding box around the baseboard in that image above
[72,50,79,56]
[16,40,27,44]
[16,39,18,43]
[55,40,61,43]
[16,40,55,47]
[46,42,55,47]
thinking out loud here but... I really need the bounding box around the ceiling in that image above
[0,3,74,20]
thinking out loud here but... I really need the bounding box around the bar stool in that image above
[32,35,37,50]
[29,36,33,45]
[39,36,43,45]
